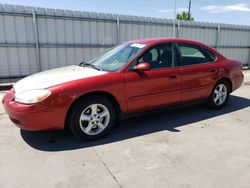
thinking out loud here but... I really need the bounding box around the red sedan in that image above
[2,39,244,140]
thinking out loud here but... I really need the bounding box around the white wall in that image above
[0,4,249,78]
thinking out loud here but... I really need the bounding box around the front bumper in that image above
[2,89,66,131]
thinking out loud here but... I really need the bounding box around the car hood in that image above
[14,65,107,95]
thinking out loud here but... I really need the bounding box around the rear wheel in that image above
[69,95,116,140]
[208,80,230,109]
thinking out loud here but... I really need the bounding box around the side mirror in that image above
[133,62,151,71]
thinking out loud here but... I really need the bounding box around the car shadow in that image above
[20,95,250,151]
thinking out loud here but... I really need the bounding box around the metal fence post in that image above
[172,19,176,38]
[248,52,250,68]
[216,24,220,50]
[116,17,120,44]
[248,42,250,68]
[32,10,41,72]
[177,20,180,38]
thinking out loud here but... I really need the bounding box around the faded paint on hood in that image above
[14,65,107,95]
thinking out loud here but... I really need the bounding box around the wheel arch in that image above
[64,91,122,129]
[217,77,233,93]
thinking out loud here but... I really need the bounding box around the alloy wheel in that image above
[79,103,110,135]
[213,84,228,105]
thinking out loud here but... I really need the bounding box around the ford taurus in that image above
[2,39,244,140]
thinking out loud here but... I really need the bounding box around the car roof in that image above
[128,38,209,48]
[127,38,222,57]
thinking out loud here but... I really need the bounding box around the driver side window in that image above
[138,43,175,70]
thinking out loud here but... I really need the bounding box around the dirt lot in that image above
[0,71,250,188]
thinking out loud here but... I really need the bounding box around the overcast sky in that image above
[0,0,250,25]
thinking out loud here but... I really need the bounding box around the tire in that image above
[68,95,116,140]
[208,80,230,109]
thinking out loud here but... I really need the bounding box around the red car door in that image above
[176,43,218,103]
[125,43,181,113]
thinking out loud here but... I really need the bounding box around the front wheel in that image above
[208,81,230,109]
[69,95,116,140]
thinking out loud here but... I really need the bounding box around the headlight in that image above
[15,89,52,104]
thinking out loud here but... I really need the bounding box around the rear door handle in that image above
[168,75,177,79]
[210,69,217,73]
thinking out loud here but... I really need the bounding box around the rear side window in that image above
[177,44,210,66]
[203,48,216,62]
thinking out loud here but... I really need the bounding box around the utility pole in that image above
[173,0,176,38]
[188,0,191,20]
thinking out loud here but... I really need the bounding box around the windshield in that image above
[82,43,146,72]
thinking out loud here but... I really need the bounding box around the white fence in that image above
[0,4,250,78]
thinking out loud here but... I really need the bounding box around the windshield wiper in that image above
[80,62,102,71]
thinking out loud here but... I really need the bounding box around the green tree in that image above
[176,11,194,21]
